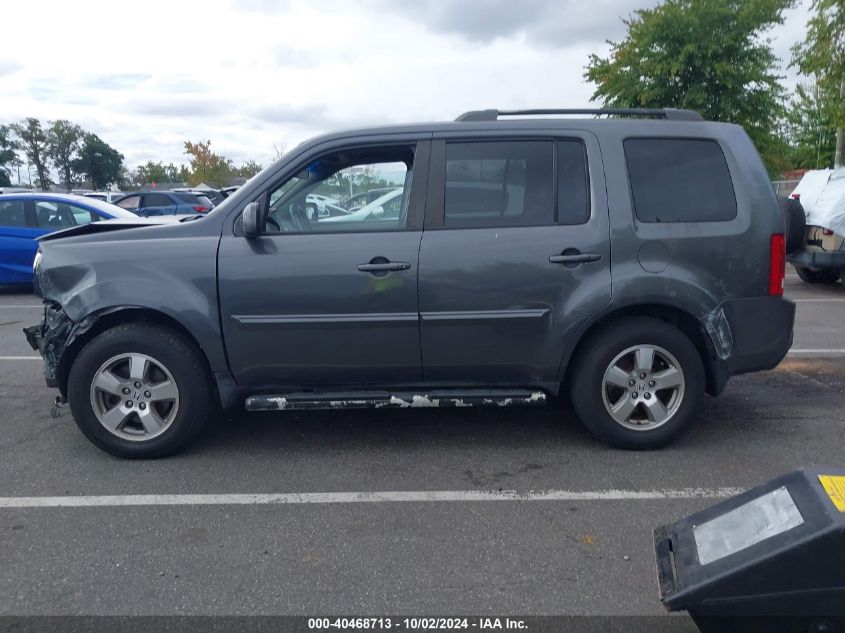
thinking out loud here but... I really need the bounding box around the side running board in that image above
[245,389,547,411]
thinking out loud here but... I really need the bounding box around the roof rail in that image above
[454,108,704,122]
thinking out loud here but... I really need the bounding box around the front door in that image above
[418,133,611,385]
[218,140,429,388]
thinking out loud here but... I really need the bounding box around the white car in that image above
[787,168,845,285]
[305,193,346,218]
[321,188,403,223]
[82,191,125,204]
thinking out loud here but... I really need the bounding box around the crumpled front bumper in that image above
[23,302,73,389]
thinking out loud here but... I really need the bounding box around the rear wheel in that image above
[570,317,705,449]
[67,323,212,458]
[794,265,841,285]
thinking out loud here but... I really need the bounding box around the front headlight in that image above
[33,249,42,273]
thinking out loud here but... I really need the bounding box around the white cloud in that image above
[0,0,815,171]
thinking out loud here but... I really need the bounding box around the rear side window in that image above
[444,141,554,228]
[173,192,199,203]
[0,200,26,227]
[34,201,95,229]
[143,193,172,207]
[624,138,737,223]
[116,195,140,210]
[557,140,590,225]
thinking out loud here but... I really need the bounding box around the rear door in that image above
[418,131,611,385]
[0,198,40,284]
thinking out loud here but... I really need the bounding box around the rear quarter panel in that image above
[597,121,781,319]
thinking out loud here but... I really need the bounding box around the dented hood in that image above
[37,216,184,241]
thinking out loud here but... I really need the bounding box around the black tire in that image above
[569,317,705,450]
[779,197,806,255]
[794,265,841,285]
[67,323,212,458]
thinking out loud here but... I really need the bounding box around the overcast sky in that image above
[0,0,814,173]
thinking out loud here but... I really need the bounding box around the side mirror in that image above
[371,205,385,218]
[242,201,261,237]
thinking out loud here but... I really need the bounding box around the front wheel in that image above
[570,317,705,449]
[67,323,212,458]
[795,265,840,285]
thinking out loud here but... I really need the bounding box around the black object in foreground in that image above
[655,468,845,632]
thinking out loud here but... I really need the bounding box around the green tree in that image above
[183,140,232,187]
[46,120,85,189]
[792,0,845,167]
[135,161,170,185]
[234,159,264,179]
[0,124,20,187]
[584,0,794,174]
[11,118,50,190]
[73,133,124,189]
[786,80,838,168]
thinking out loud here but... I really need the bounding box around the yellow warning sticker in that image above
[818,475,845,512]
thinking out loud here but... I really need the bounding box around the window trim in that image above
[235,140,430,237]
[623,136,738,224]
[426,136,591,230]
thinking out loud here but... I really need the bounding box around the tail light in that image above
[769,233,785,296]
[822,228,834,236]
[193,206,209,213]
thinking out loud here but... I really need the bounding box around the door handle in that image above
[549,253,602,264]
[357,261,411,273]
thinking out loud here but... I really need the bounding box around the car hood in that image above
[37,216,184,242]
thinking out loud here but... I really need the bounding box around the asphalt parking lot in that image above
[1,273,844,618]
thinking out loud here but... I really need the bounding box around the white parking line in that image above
[787,349,845,354]
[0,488,744,509]
[793,299,845,302]
[0,356,40,360]
[0,305,41,309]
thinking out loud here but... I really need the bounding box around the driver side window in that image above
[264,145,414,234]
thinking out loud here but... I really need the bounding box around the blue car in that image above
[0,193,138,285]
[112,190,213,217]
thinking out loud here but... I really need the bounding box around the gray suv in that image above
[24,108,797,458]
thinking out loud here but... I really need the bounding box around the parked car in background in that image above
[113,191,212,216]
[321,188,403,224]
[341,187,397,211]
[171,187,225,207]
[305,193,349,219]
[0,193,137,285]
[786,168,845,286]
[82,191,125,204]
[220,186,240,197]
